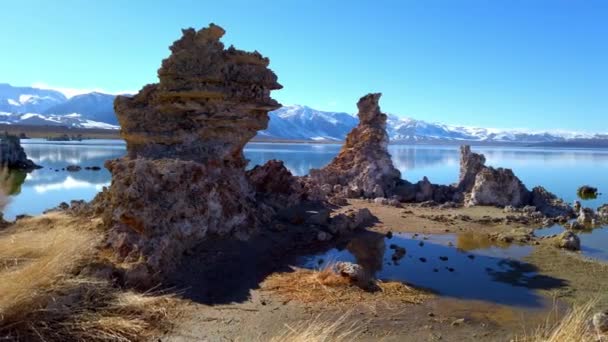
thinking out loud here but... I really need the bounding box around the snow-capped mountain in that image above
[1,83,606,143]
[0,112,118,129]
[0,83,67,113]
[44,92,118,124]
[259,105,358,140]
[258,106,607,143]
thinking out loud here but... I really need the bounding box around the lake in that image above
[7,140,608,219]
[7,140,608,222]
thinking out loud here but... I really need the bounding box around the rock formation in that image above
[457,145,486,192]
[458,146,530,207]
[98,24,282,286]
[115,24,281,167]
[0,134,40,170]
[307,93,401,199]
[247,159,304,209]
[467,167,531,207]
[455,146,574,216]
[556,231,581,251]
[531,186,575,218]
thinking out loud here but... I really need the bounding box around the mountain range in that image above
[1,83,606,144]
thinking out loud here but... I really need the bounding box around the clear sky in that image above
[1,0,607,131]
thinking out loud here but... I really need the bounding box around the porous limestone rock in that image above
[467,167,531,207]
[247,159,304,209]
[577,207,598,225]
[0,134,40,170]
[99,24,282,286]
[307,93,401,199]
[115,23,281,168]
[598,204,608,221]
[556,231,581,251]
[531,186,575,218]
[335,261,371,288]
[457,145,486,192]
[593,311,608,335]
[458,145,531,208]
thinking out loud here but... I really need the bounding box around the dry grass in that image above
[0,214,101,320]
[262,264,431,305]
[517,299,601,342]
[269,313,362,342]
[0,213,181,341]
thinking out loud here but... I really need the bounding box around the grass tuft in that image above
[262,264,431,305]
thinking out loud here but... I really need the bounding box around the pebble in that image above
[451,318,465,326]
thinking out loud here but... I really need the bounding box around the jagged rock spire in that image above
[114,23,282,168]
[308,93,401,199]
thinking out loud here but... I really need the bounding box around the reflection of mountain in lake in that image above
[21,144,125,187]
[3,143,126,219]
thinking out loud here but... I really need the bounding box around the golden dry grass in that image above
[517,299,602,342]
[0,213,181,341]
[269,312,362,342]
[262,265,431,305]
[0,214,101,320]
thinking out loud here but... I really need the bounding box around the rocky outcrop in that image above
[98,24,282,286]
[577,185,598,199]
[556,231,581,251]
[577,207,598,225]
[459,145,530,207]
[530,186,574,218]
[247,159,304,209]
[457,145,486,192]
[306,93,401,199]
[467,167,531,207]
[115,24,281,167]
[0,134,40,170]
[598,204,608,221]
[458,146,574,215]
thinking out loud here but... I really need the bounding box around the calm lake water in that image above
[8,140,608,220]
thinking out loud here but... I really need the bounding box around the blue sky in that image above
[1,0,607,131]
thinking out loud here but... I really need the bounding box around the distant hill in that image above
[44,92,118,124]
[0,83,67,113]
[1,83,607,145]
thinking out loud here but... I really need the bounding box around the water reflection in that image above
[4,141,124,219]
[299,232,565,308]
[535,225,608,261]
[8,140,608,224]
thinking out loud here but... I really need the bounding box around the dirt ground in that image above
[160,200,600,341]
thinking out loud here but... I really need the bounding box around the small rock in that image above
[557,231,581,251]
[451,318,466,326]
[592,311,608,334]
[391,246,406,261]
[439,256,448,261]
[419,257,427,263]
[66,165,82,172]
[386,231,393,239]
[374,197,388,205]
